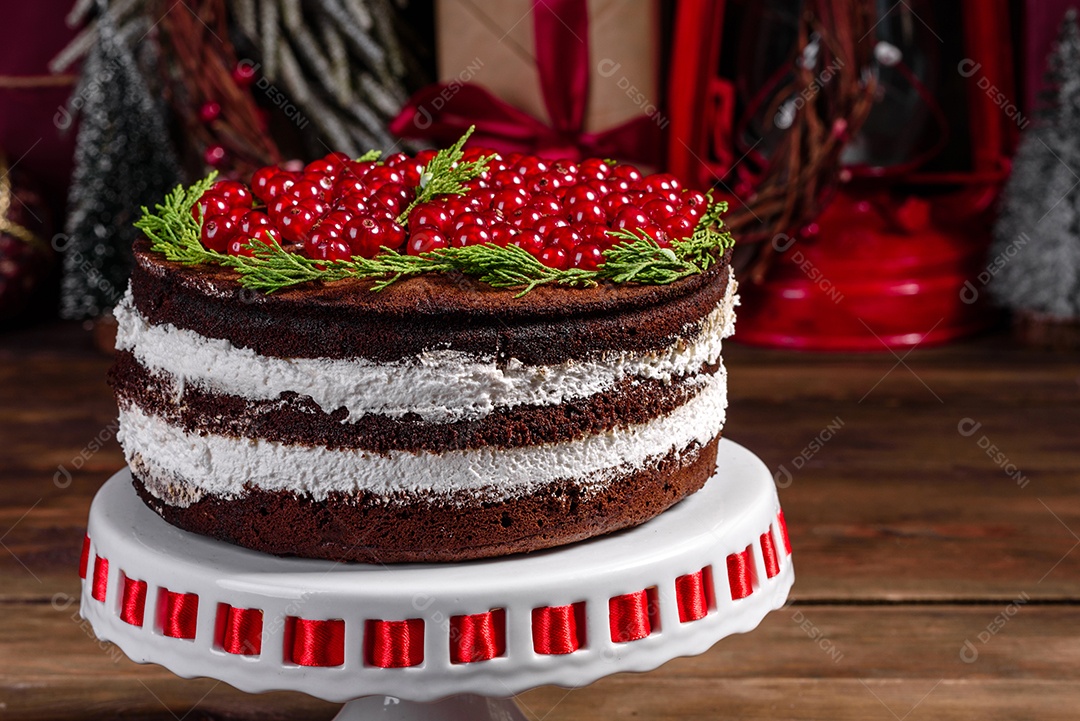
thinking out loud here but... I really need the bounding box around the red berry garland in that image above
[195,148,708,270]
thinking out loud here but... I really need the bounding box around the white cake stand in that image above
[79,439,793,720]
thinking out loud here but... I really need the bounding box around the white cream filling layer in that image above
[119,365,728,506]
[114,269,737,424]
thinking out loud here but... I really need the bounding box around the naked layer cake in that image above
[111,134,738,562]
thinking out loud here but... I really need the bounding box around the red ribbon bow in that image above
[390,0,662,165]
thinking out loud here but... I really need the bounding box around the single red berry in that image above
[613,206,651,233]
[214,180,257,208]
[322,210,354,232]
[251,167,281,202]
[550,226,582,253]
[643,173,681,194]
[311,238,353,262]
[384,152,410,166]
[373,184,409,215]
[268,197,298,226]
[264,173,297,201]
[305,158,337,176]
[204,144,227,167]
[515,157,550,176]
[452,223,492,248]
[278,205,319,242]
[570,201,607,226]
[601,192,633,217]
[238,211,272,236]
[683,189,708,210]
[643,198,679,220]
[290,179,324,201]
[564,185,600,207]
[383,221,407,250]
[409,202,451,232]
[201,215,236,252]
[662,214,696,240]
[528,194,562,216]
[193,191,231,221]
[367,166,405,187]
[452,211,489,232]
[571,243,604,270]
[579,158,612,181]
[199,101,222,123]
[610,164,643,182]
[534,216,570,237]
[635,223,670,245]
[491,188,529,214]
[334,176,367,199]
[510,229,545,256]
[489,222,518,247]
[538,245,569,269]
[407,226,449,255]
[441,195,472,218]
[232,62,257,86]
[342,216,383,258]
[510,207,544,229]
[492,170,526,189]
[302,172,336,194]
[582,222,614,248]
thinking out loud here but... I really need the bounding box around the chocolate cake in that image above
[111,140,738,562]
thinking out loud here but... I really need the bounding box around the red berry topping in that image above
[571,243,604,270]
[201,215,236,252]
[251,167,280,202]
[613,206,651,233]
[537,245,569,269]
[407,226,449,255]
[278,205,319,242]
[550,226,582,253]
[511,230,545,256]
[193,191,231,221]
[570,201,606,226]
[312,238,353,262]
[452,223,492,248]
[410,202,451,232]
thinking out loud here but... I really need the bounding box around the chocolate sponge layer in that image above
[111,349,720,452]
[129,241,733,365]
[131,435,721,563]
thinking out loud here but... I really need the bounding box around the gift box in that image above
[392,0,665,165]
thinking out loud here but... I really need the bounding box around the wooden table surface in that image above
[2,322,1077,719]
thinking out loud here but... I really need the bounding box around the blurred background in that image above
[1,0,1079,351]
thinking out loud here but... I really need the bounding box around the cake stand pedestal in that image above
[79,440,793,720]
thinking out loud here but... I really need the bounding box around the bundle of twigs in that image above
[725,0,878,283]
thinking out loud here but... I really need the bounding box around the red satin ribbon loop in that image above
[91,556,108,602]
[222,606,263,656]
[608,590,652,643]
[450,609,505,664]
[119,575,147,626]
[289,618,345,666]
[532,603,584,655]
[727,546,755,600]
[366,618,425,668]
[675,569,709,623]
[79,535,91,580]
[761,530,781,579]
[388,0,662,165]
[161,590,200,639]
[777,510,793,555]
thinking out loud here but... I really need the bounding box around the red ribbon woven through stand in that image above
[222,606,263,656]
[290,618,345,666]
[91,556,108,602]
[366,618,425,668]
[532,603,584,654]
[161,590,199,639]
[608,589,652,642]
[389,0,662,165]
[675,569,709,622]
[120,576,147,626]
[450,609,506,664]
[79,535,90,579]
[727,547,755,600]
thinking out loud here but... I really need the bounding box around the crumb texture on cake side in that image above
[110,247,739,562]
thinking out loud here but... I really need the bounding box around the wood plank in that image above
[4,602,1078,719]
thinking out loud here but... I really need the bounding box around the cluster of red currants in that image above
[197,148,707,270]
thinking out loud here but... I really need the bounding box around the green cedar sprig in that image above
[134,172,227,265]
[395,125,496,224]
